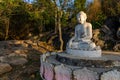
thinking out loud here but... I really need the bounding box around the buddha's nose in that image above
[78,18,81,21]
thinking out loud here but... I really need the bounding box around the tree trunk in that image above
[58,11,64,52]
[5,18,9,40]
[53,0,64,51]
[117,27,120,38]
[54,7,58,33]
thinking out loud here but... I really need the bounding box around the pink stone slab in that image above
[40,62,44,77]
[44,63,54,80]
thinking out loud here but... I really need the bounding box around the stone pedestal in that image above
[40,52,120,80]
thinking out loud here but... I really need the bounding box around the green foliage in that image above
[91,12,106,29]
[0,0,56,40]
[74,0,86,13]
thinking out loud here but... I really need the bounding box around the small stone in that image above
[0,63,12,75]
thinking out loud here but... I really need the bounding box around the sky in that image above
[87,0,93,2]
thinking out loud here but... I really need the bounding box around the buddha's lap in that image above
[70,41,96,49]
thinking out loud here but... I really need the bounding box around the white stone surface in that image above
[101,70,120,80]
[55,64,72,80]
[73,68,98,80]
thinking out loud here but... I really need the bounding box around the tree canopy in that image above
[0,0,119,40]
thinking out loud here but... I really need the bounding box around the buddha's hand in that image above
[81,32,86,38]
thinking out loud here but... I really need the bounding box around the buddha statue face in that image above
[77,11,87,24]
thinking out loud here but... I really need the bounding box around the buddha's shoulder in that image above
[85,22,92,27]
[85,22,92,26]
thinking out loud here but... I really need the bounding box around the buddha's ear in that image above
[84,13,87,20]
[85,15,87,20]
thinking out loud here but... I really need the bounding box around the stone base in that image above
[40,52,120,80]
[66,48,102,57]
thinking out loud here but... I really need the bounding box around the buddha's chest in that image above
[76,24,87,32]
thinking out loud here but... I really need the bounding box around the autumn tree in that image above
[86,0,106,29]
[101,0,120,16]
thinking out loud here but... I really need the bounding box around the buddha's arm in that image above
[68,26,77,47]
[75,26,77,38]
[82,23,92,40]
[87,23,92,39]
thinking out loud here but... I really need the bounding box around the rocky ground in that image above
[0,40,54,80]
[0,39,119,80]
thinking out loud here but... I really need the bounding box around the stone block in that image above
[55,64,72,80]
[101,70,120,80]
[73,68,98,80]
[43,62,54,80]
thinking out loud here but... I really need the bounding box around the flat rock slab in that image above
[1,55,28,65]
[57,52,120,61]
[0,63,12,75]
[56,53,120,68]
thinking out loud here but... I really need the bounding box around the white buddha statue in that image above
[66,11,101,57]
[67,11,96,50]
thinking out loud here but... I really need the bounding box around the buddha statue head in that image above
[77,11,87,24]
